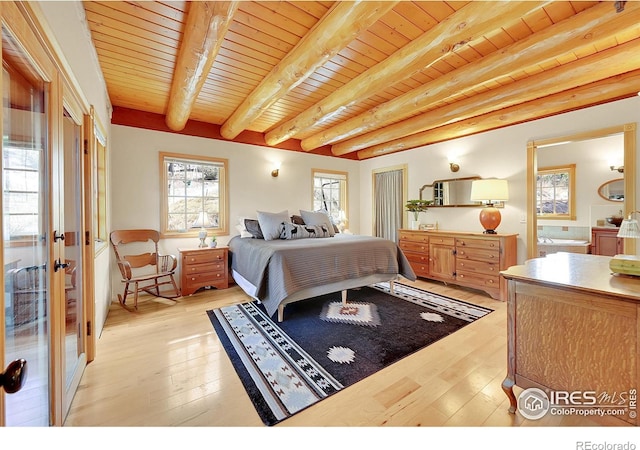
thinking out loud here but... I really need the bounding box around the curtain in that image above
[374,169,403,242]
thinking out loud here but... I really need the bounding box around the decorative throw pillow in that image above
[257,210,289,241]
[281,222,331,240]
[244,219,264,239]
[236,216,255,238]
[299,210,336,237]
[290,214,305,225]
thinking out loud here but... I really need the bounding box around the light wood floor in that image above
[64,278,625,429]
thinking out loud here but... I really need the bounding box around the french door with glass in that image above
[1,2,88,426]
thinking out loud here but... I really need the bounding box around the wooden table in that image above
[501,252,640,425]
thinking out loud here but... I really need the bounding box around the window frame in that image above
[311,169,348,228]
[536,164,576,220]
[159,152,229,238]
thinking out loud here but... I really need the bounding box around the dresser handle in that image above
[488,279,494,284]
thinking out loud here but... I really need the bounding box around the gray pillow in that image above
[300,210,335,237]
[257,210,289,241]
[244,219,264,239]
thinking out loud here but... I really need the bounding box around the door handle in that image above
[1,359,27,394]
[54,259,69,272]
[53,230,65,242]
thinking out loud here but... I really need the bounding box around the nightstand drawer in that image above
[185,271,226,285]
[183,250,225,265]
[183,261,225,274]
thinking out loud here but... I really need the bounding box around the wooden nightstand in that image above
[179,247,229,296]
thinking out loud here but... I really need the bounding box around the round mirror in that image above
[598,178,624,202]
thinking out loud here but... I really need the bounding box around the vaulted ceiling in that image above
[83,1,640,160]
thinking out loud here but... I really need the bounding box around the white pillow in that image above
[257,210,289,241]
[300,210,335,237]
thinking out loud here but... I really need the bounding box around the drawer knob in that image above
[488,279,494,284]
[191,277,196,281]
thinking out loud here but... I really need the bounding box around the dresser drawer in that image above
[456,258,500,276]
[183,250,226,265]
[429,236,455,246]
[185,271,227,285]
[455,237,501,251]
[183,261,225,274]
[399,241,429,253]
[399,231,429,244]
[456,247,499,263]
[456,270,500,289]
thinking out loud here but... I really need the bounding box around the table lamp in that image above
[192,211,212,247]
[610,211,640,276]
[470,179,509,234]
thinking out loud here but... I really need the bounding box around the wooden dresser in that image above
[501,253,639,425]
[398,229,518,301]
[591,226,623,256]
[179,247,229,296]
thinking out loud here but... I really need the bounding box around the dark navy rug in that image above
[207,281,492,426]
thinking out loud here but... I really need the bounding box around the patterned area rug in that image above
[207,281,492,426]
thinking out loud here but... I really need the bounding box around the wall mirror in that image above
[597,178,624,202]
[419,176,498,207]
[527,123,636,260]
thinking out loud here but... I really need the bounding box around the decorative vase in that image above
[410,220,420,230]
[209,240,217,248]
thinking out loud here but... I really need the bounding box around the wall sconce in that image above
[449,162,460,172]
[470,179,509,234]
[610,165,624,173]
[271,161,281,177]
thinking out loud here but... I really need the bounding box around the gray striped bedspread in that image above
[228,233,416,317]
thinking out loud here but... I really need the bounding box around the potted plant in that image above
[406,200,432,229]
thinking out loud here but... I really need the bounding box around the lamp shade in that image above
[617,217,640,239]
[470,179,509,203]
[191,211,212,228]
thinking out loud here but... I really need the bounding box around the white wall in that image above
[359,96,640,264]
[109,125,360,293]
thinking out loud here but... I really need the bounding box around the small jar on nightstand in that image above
[179,246,228,296]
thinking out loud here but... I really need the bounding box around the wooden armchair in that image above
[110,229,181,311]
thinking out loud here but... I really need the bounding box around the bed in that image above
[229,233,416,321]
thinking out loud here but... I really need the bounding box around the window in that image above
[312,169,348,229]
[160,152,228,237]
[536,164,576,220]
[93,118,107,247]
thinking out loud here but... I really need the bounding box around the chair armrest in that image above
[117,260,133,280]
[158,254,177,272]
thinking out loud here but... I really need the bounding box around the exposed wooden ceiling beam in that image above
[304,1,640,154]
[166,1,238,131]
[219,1,398,140]
[333,36,640,156]
[357,68,640,160]
[264,1,551,146]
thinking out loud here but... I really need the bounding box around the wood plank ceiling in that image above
[83,1,640,160]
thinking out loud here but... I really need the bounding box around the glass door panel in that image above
[62,109,84,416]
[2,27,50,426]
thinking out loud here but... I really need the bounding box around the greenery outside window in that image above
[537,164,576,220]
[312,169,348,228]
[160,152,228,237]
